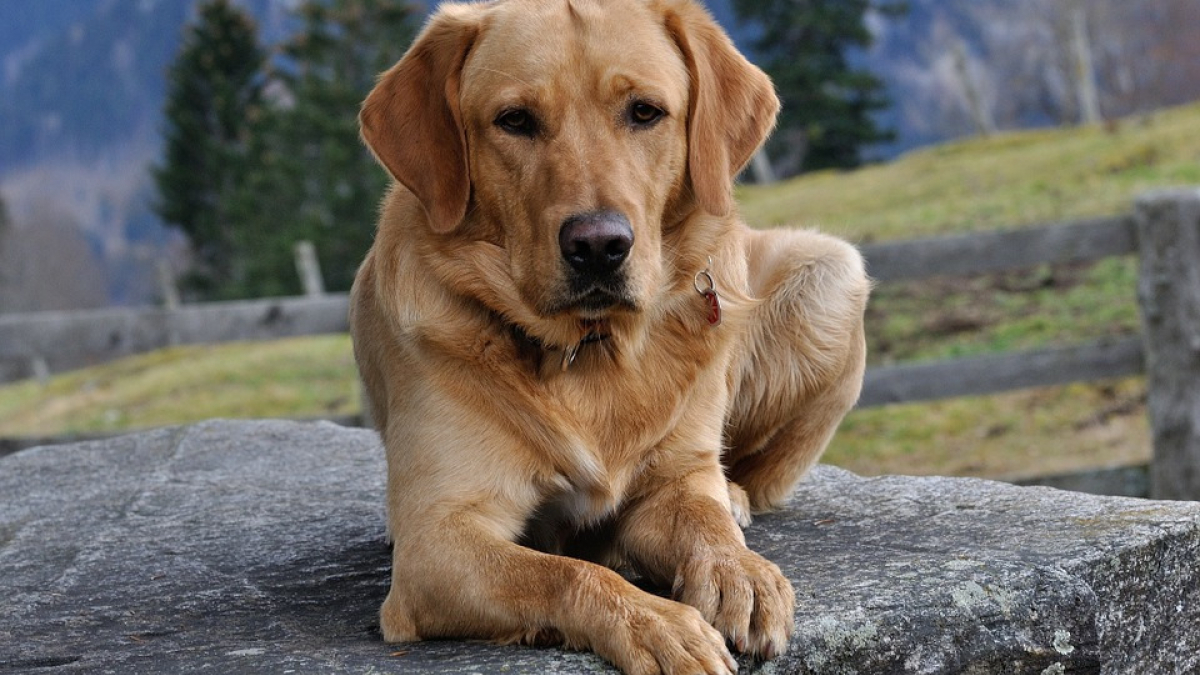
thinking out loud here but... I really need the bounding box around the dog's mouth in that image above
[550,284,637,318]
[577,287,629,311]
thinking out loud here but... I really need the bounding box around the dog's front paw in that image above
[593,593,738,675]
[673,547,794,659]
[380,591,420,643]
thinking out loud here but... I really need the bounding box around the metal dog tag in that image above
[694,262,722,328]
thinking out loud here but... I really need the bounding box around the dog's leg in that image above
[727,480,752,529]
[382,494,737,675]
[725,228,870,512]
[617,451,795,659]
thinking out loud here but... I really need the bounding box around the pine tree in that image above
[733,0,903,175]
[225,0,419,298]
[153,0,266,297]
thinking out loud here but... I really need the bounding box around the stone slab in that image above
[1,419,1198,674]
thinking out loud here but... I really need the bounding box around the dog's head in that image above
[361,0,777,336]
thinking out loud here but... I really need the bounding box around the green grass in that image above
[737,103,1200,242]
[7,103,1199,476]
[865,257,1140,365]
[0,336,360,436]
[827,377,1149,480]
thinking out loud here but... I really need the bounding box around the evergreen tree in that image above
[225,0,419,298]
[733,0,903,175]
[153,0,266,296]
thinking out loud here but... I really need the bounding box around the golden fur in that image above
[350,0,869,672]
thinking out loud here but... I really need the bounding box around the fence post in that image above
[30,356,49,385]
[157,260,180,311]
[1134,189,1200,500]
[294,241,326,297]
[748,149,776,184]
[157,260,182,348]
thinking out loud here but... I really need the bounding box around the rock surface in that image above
[1,419,1198,674]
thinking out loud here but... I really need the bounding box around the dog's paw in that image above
[594,593,738,675]
[727,481,753,529]
[379,592,420,643]
[673,547,794,659]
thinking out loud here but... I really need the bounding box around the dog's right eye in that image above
[495,108,538,137]
[628,101,665,127]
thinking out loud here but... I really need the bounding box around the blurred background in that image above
[2,0,1199,493]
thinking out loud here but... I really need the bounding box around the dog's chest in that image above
[490,311,732,537]
[561,346,708,447]
[546,335,724,469]
[517,350,715,558]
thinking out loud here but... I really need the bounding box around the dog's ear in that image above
[360,5,481,233]
[663,1,779,217]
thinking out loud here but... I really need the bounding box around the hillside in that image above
[740,102,1200,241]
[6,102,1200,478]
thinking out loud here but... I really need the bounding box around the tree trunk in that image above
[1070,4,1102,124]
[951,41,995,136]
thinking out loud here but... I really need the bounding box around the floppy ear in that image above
[360,5,481,233]
[663,1,779,217]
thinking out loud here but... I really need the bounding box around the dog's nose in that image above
[559,211,634,277]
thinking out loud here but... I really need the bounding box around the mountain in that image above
[0,0,300,171]
[1,1,188,167]
[0,0,295,310]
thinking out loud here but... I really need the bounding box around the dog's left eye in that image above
[628,101,665,127]
[495,108,538,137]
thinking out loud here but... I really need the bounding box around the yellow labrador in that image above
[351,0,869,672]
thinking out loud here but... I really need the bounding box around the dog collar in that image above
[560,319,610,371]
[507,319,611,374]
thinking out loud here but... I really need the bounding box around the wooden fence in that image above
[857,214,1145,406]
[0,295,349,381]
[2,189,1198,498]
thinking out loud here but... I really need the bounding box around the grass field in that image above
[6,101,1200,477]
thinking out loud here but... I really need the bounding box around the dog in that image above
[350,0,869,672]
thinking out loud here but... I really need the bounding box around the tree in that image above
[733,0,903,175]
[153,0,266,296]
[223,0,419,298]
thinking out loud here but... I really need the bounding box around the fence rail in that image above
[859,338,1145,408]
[0,215,1143,384]
[3,190,1199,498]
[859,214,1136,283]
[0,295,349,380]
